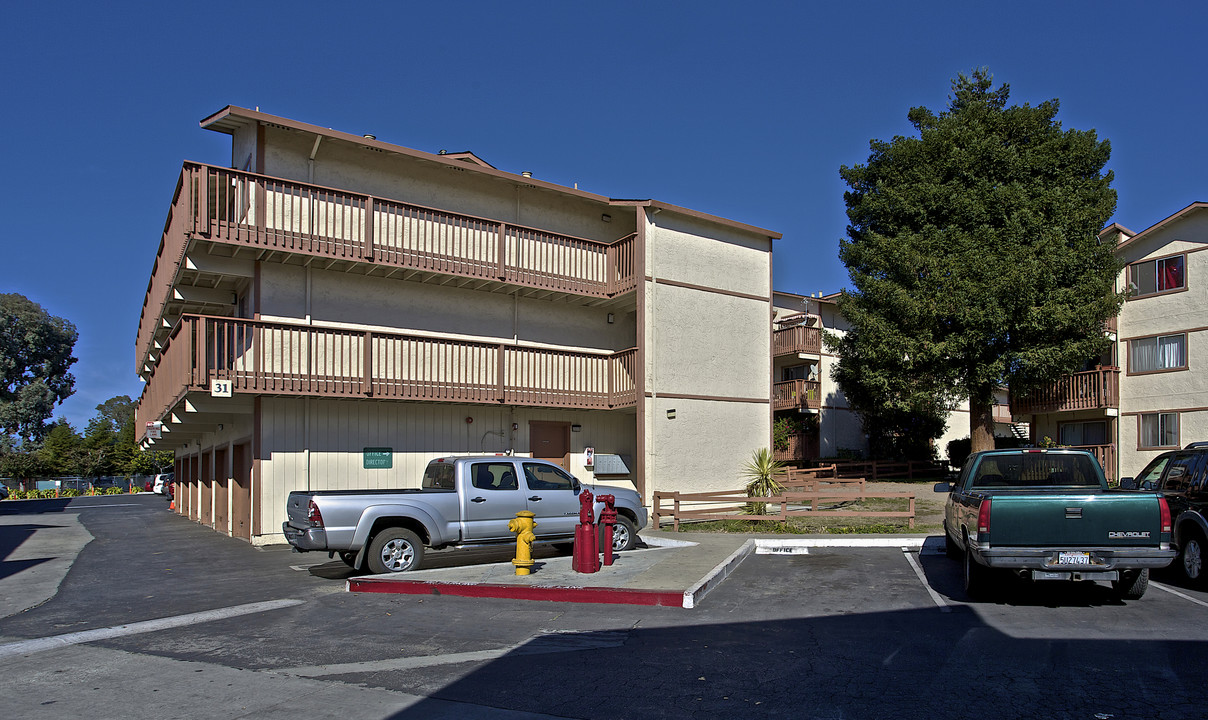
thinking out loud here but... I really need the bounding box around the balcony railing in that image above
[137,162,638,371]
[1009,367,1120,416]
[773,325,822,356]
[1073,443,1117,483]
[773,379,821,412]
[136,314,638,437]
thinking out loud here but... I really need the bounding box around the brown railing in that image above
[652,488,915,531]
[1074,443,1117,483]
[1009,367,1121,415]
[773,379,820,411]
[774,432,819,464]
[136,315,638,436]
[137,162,638,371]
[772,325,822,356]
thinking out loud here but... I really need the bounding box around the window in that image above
[1129,254,1185,297]
[1129,334,1186,373]
[1140,412,1179,449]
[470,462,518,491]
[1059,421,1107,447]
[523,463,576,491]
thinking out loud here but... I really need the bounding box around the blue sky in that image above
[2,2,1204,431]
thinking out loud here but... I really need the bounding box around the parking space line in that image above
[902,548,951,612]
[1151,581,1208,608]
[0,599,305,661]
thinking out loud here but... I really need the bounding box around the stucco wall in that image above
[1115,208,1208,477]
[256,397,636,542]
[258,126,635,245]
[648,211,772,298]
[257,263,636,353]
[643,395,769,499]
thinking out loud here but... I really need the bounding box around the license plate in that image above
[1059,551,1091,565]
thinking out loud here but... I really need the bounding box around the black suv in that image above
[1122,443,1208,586]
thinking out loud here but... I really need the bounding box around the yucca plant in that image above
[741,448,787,517]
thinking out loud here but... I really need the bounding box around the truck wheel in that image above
[1112,568,1149,600]
[1179,530,1207,588]
[602,515,638,552]
[943,521,960,559]
[963,541,991,600]
[367,528,424,573]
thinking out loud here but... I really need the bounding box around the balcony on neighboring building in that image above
[773,379,821,412]
[1009,367,1121,416]
[137,162,639,373]
[773,317,822,356]
[136,314,638,442]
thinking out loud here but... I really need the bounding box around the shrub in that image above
[104,486,123,495]
[61,488,80,497]
[741,448,787,516]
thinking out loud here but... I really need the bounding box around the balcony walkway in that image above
[1009,368,1120,415]
[138,162,638,372]
[137,315,638,439]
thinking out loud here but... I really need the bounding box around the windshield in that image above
[970,453,1101,489]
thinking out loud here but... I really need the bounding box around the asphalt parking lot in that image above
[4,494,1208,719]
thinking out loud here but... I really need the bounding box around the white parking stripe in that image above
[902,548,952,612]
[0,599,305,660]
[1151,581,1208,608]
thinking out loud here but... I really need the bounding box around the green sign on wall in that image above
[363,447,393,469]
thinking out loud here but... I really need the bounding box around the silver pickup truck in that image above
[283,455,647,573]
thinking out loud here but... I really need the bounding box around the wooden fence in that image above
[652,485,915,531]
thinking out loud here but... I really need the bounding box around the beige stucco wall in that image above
[257,263,636,353]
[1115,208,1208,477]
[258,126,636,245]
[255,397,636,543]
[643,395,769,499]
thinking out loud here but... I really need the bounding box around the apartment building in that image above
[1013,201,1208,481]
[772,291,1019,466]
[134,106,777,543]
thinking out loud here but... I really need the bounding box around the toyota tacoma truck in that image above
[283,455,647,573]
[943,449,1175,599]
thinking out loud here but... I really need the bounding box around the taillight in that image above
[977,497,992,535]
[307,500,324,527]
[1159,496,1172,534]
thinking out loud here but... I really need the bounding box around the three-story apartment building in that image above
[1013,201,1208,481]
[135,106,777,543]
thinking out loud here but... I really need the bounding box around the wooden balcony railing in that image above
[1009,367,1121,416]
[136,314,638,438]
[1074,443,1117,483]
[137,162,638,372]
[773,379,821,412]
[773,325,822,356]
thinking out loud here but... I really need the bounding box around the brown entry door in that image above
[529,421,571,469]
[232,443,252,540]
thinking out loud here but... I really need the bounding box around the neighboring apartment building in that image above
[772,291,1019,466]
[134,106,777,543]
[1013,201,1208,481]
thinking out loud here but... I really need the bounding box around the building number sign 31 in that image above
[211,379,233,398]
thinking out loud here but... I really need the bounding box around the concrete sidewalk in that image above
[348,530,939,608]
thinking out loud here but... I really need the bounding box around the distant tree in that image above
[832,68,1122,455]
[0,294,78,442]
[0,445,45,491]
[38,420,82,477]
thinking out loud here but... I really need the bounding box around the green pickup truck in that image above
[943,449,1176,600]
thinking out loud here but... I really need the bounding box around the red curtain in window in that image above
[1159,257,1184,291]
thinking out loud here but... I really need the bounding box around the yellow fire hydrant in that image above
[509,510,537,575]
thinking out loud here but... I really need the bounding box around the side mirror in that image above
[933,481,952,493]
[1118,477,1137,490]
[1141,480,1157,491]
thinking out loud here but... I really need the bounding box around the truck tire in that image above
[963,541,991,600]
[602,515,638,552]
[943,521,960,559]
[1112,568,1149,600]
[367,528,424,573]
[1179,529,1207,588]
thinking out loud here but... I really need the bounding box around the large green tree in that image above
[832,69,1123,455]
[0,293,78,441]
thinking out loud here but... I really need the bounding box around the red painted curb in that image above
[348,578,685,607]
